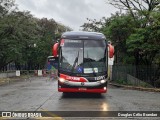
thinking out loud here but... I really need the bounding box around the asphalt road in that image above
[0,77,160,119]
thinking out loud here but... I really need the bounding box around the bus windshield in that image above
[59,39,107,74]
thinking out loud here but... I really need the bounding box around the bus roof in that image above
[61,31,106,40]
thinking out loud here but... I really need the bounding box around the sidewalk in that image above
[0,76,30,86]
[109,82,160,92]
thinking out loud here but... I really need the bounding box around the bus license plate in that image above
[79,88,87,90]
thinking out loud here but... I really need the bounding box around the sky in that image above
[15,0,118,31]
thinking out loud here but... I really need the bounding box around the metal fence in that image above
[112,64,159,87]
[0,62,48,72]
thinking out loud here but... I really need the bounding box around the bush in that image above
[154,79,160,88]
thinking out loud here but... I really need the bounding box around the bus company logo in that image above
[66,76,80,81]
[2,112,11,117]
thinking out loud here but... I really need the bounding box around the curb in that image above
[109,83,160,92]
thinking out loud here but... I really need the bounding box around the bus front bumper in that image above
[58,87,107,93]
[58,79,108,93]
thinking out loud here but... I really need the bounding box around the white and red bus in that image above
[49,31,114,93]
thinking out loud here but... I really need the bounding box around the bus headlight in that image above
[100,80,106,84]
[59,78,65,83]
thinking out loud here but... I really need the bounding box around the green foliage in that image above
[123,55,135,64]
[155,79,160,88]
[116,79,127,85]
[0,0,71,70]
[140,82,153,88]
[81,0,160,86]
[81,3,160,66]
[126,28,146,52]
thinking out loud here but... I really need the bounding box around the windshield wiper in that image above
[70,51,79,75]
[86,51,97,76]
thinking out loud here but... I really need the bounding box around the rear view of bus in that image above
[52,31,114,93]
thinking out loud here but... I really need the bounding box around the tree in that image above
[107,0,160,85]
[0,1,72,71]
[107,0,159,18]
[0,11,40,70]
[81,0,160,86]
[0,0,16,18]
[81,13,136,63]
[81,18,104,32]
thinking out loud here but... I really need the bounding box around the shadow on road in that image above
[61,92,106,99]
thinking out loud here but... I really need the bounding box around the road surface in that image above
[0,77,160,119]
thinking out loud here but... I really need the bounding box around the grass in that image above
[139,82,153,88]
[115,79,127,85]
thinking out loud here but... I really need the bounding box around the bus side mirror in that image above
[108,44,114,58]
[52,43,59,57]
[48,56,58,69]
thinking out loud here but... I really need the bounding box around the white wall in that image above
[0,72,16,78]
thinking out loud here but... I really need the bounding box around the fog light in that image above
[100,80,106,84]
[59,78,65,83]
[104,87,107,90]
